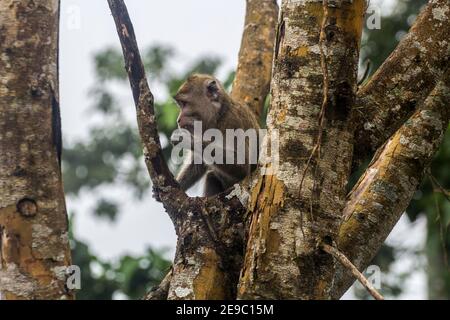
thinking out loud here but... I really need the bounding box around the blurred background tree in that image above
[62,0,448,299]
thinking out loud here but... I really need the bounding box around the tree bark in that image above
[0,0,73,300]
[353,0,450,167]
[231,0,279,118]
[108,0,249,300]
[109,0,449,301]
[332,70,450,299]
[238,0,366,299]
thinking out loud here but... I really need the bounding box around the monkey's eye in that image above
[177,100,187,109]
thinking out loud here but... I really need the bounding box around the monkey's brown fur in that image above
[173,74,260,196]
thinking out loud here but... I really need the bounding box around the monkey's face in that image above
[174,74,222,134]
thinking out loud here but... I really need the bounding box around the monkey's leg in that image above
[204,171,225,197]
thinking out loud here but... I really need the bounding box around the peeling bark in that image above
[353,0,450,167]
[0,0,73,300]
[333,70,450,299]
[231,0,279,118]
[238,0,366,299]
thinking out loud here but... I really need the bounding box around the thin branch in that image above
[428,173,450,203]
[353,0,450,168]
[107,0,187,222]
[321,243,384,300]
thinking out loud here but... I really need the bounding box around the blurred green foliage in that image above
[361,0,428,74]
[69,218,171,300]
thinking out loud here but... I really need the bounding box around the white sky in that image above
[60,0,248,261]
[59,0,425,299]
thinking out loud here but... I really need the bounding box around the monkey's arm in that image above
[176,153,206,191]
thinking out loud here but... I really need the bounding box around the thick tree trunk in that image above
[238,0,366,299]
[0,0,73,300]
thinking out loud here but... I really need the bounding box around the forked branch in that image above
[353,0,450,168]
[333,69,450,298]
[108,0,248,299]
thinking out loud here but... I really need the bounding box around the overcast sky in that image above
[58,0,425,299]
[59,0,250,259]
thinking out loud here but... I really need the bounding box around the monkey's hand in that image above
[171,129,210,151]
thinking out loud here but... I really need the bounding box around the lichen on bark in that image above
[239,0,366,299]
[333,70,450,299]
[0,0,73,300]
[353,0,450,167]
[109,0,449,301]
[231,0,279,118]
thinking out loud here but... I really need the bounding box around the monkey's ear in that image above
[205,79,220,101]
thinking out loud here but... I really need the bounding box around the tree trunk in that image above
[239,0,366,299]
[0,0,73,300]
[232,0,279,118]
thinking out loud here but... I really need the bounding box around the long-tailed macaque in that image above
[171,74,260,196]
